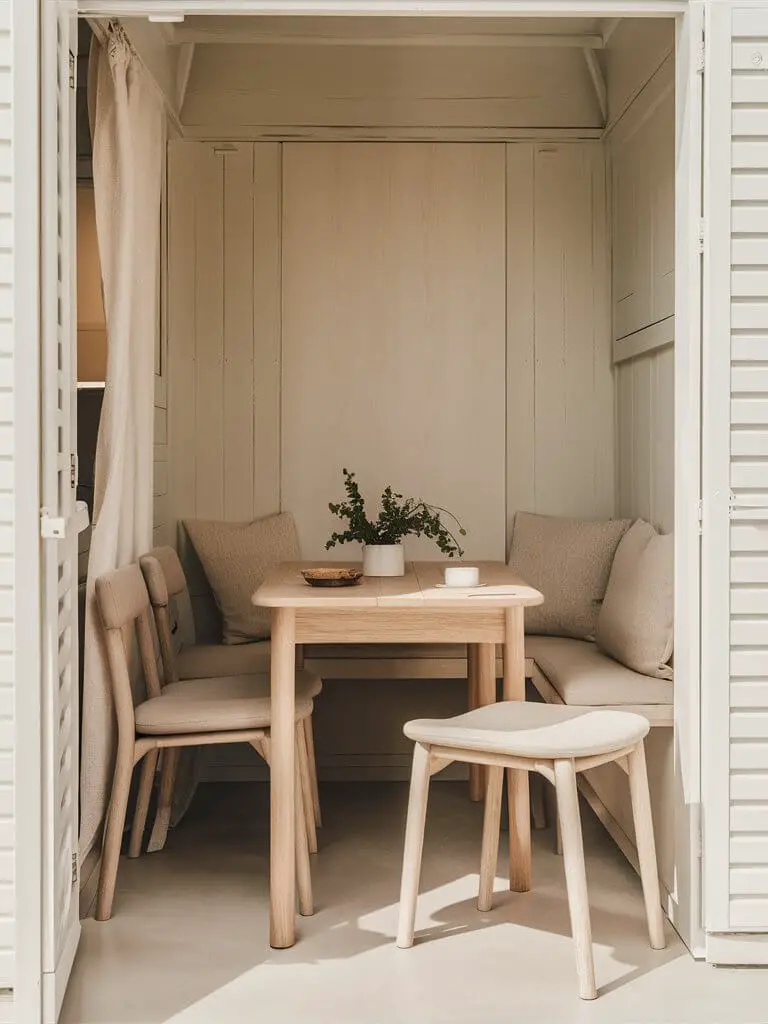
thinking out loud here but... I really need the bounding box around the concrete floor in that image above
[62,782,768,1024]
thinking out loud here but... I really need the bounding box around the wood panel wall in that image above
[610,57,675,534]
[166,138,613,776]
[281,142,508,561]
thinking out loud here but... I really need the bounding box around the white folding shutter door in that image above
[704,0,768,937]
[40,8,81,1019]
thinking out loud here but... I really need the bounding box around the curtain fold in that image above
[79,26,164,867]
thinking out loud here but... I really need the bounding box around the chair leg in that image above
[147,747,180,854]
[294,733,314,917]
[396,742,432,948]
[627,742,666,950]
[554,759,597,1001]
[297,721,318,854]
[467,647,483,802]
[128,748,159,859]
[478,766,504,912]
[531,774,547,831]
[303,716,322,827]
[96,740,136,922]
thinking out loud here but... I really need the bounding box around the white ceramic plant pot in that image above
[363,544,405,577]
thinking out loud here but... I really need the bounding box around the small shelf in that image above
[77,381,106,390]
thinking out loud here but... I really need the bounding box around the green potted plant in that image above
[326,469,467,576]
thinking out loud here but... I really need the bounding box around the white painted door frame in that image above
[21,0,704,1017]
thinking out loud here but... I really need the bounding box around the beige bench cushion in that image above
[135,675,313,735]
[525,636,673,707]
[183,513,300,645]
[405,702,649,759]
[177,640,272,680]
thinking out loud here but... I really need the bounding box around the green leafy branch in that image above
[326,469,466,558]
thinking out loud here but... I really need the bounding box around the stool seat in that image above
[404,701,649,760]
[396,699,666,1001]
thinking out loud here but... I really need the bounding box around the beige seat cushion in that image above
[404,702,649,759]
[507,512,631,640]
[135,675,313,735]
[596,520,674,680]
[183,513,300,645]
[525,636,673,706]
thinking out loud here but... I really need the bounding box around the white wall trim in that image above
[74,2,689,16]
[700,0,733,935]
[613,315,674,364]
[706,932,768,967]
[14,0,44,1017]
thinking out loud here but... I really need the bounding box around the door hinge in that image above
[70,452,78,490]
[71,851,78,887]
[697,499,703,534]
[68,51,75,90]
[696,41,705,75]
[697,220,705,255]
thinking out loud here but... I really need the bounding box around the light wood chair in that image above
[140,547,323,835]
[395,701,665,1000]
[94,563,315,923]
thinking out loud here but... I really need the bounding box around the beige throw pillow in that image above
[596,520,674,679]
[183,513,300,644]
[508,512,632,640]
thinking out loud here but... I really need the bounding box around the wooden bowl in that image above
[301,567,363,588]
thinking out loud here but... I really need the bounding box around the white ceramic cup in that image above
[444,565,480,588]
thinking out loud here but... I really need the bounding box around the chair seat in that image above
[525,636,673,706]
[176,641,323,698]
[403,701,649,760]
[135,675,314,736]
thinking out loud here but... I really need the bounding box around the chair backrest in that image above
[139,546,191,684]
[95,564,163,740]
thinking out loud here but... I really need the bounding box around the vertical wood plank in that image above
[194,146,225,519]
[254,143,282,518]
[506,143,535,540]
[223,145,255,522]
[167,142,198,531]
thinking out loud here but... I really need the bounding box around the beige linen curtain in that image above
[79,26,163,867]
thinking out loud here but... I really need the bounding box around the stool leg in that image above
[554,759,597,1001]
[627,741,666,950]
[467,647,483,801]
[397,742,432,948]
[531,775,547,830]
[478,766,504,912]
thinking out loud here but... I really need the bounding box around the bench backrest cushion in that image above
[596,520,674,680]
[508,512,632,640]
[183,512,300,645]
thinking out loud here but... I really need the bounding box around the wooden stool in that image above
[395,701,665,1000]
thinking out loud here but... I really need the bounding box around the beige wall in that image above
[166,138,613,777]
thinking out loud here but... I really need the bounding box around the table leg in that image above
[270,608,297,948]
[467,644,482,801]
[504,605,531,892]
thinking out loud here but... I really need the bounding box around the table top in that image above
[253,561,543,610]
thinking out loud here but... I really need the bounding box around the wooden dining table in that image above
[253,559,543,949]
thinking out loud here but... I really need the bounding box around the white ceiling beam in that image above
[170,29,605,47]
[175,41,196,112]
[583,47,607,123]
